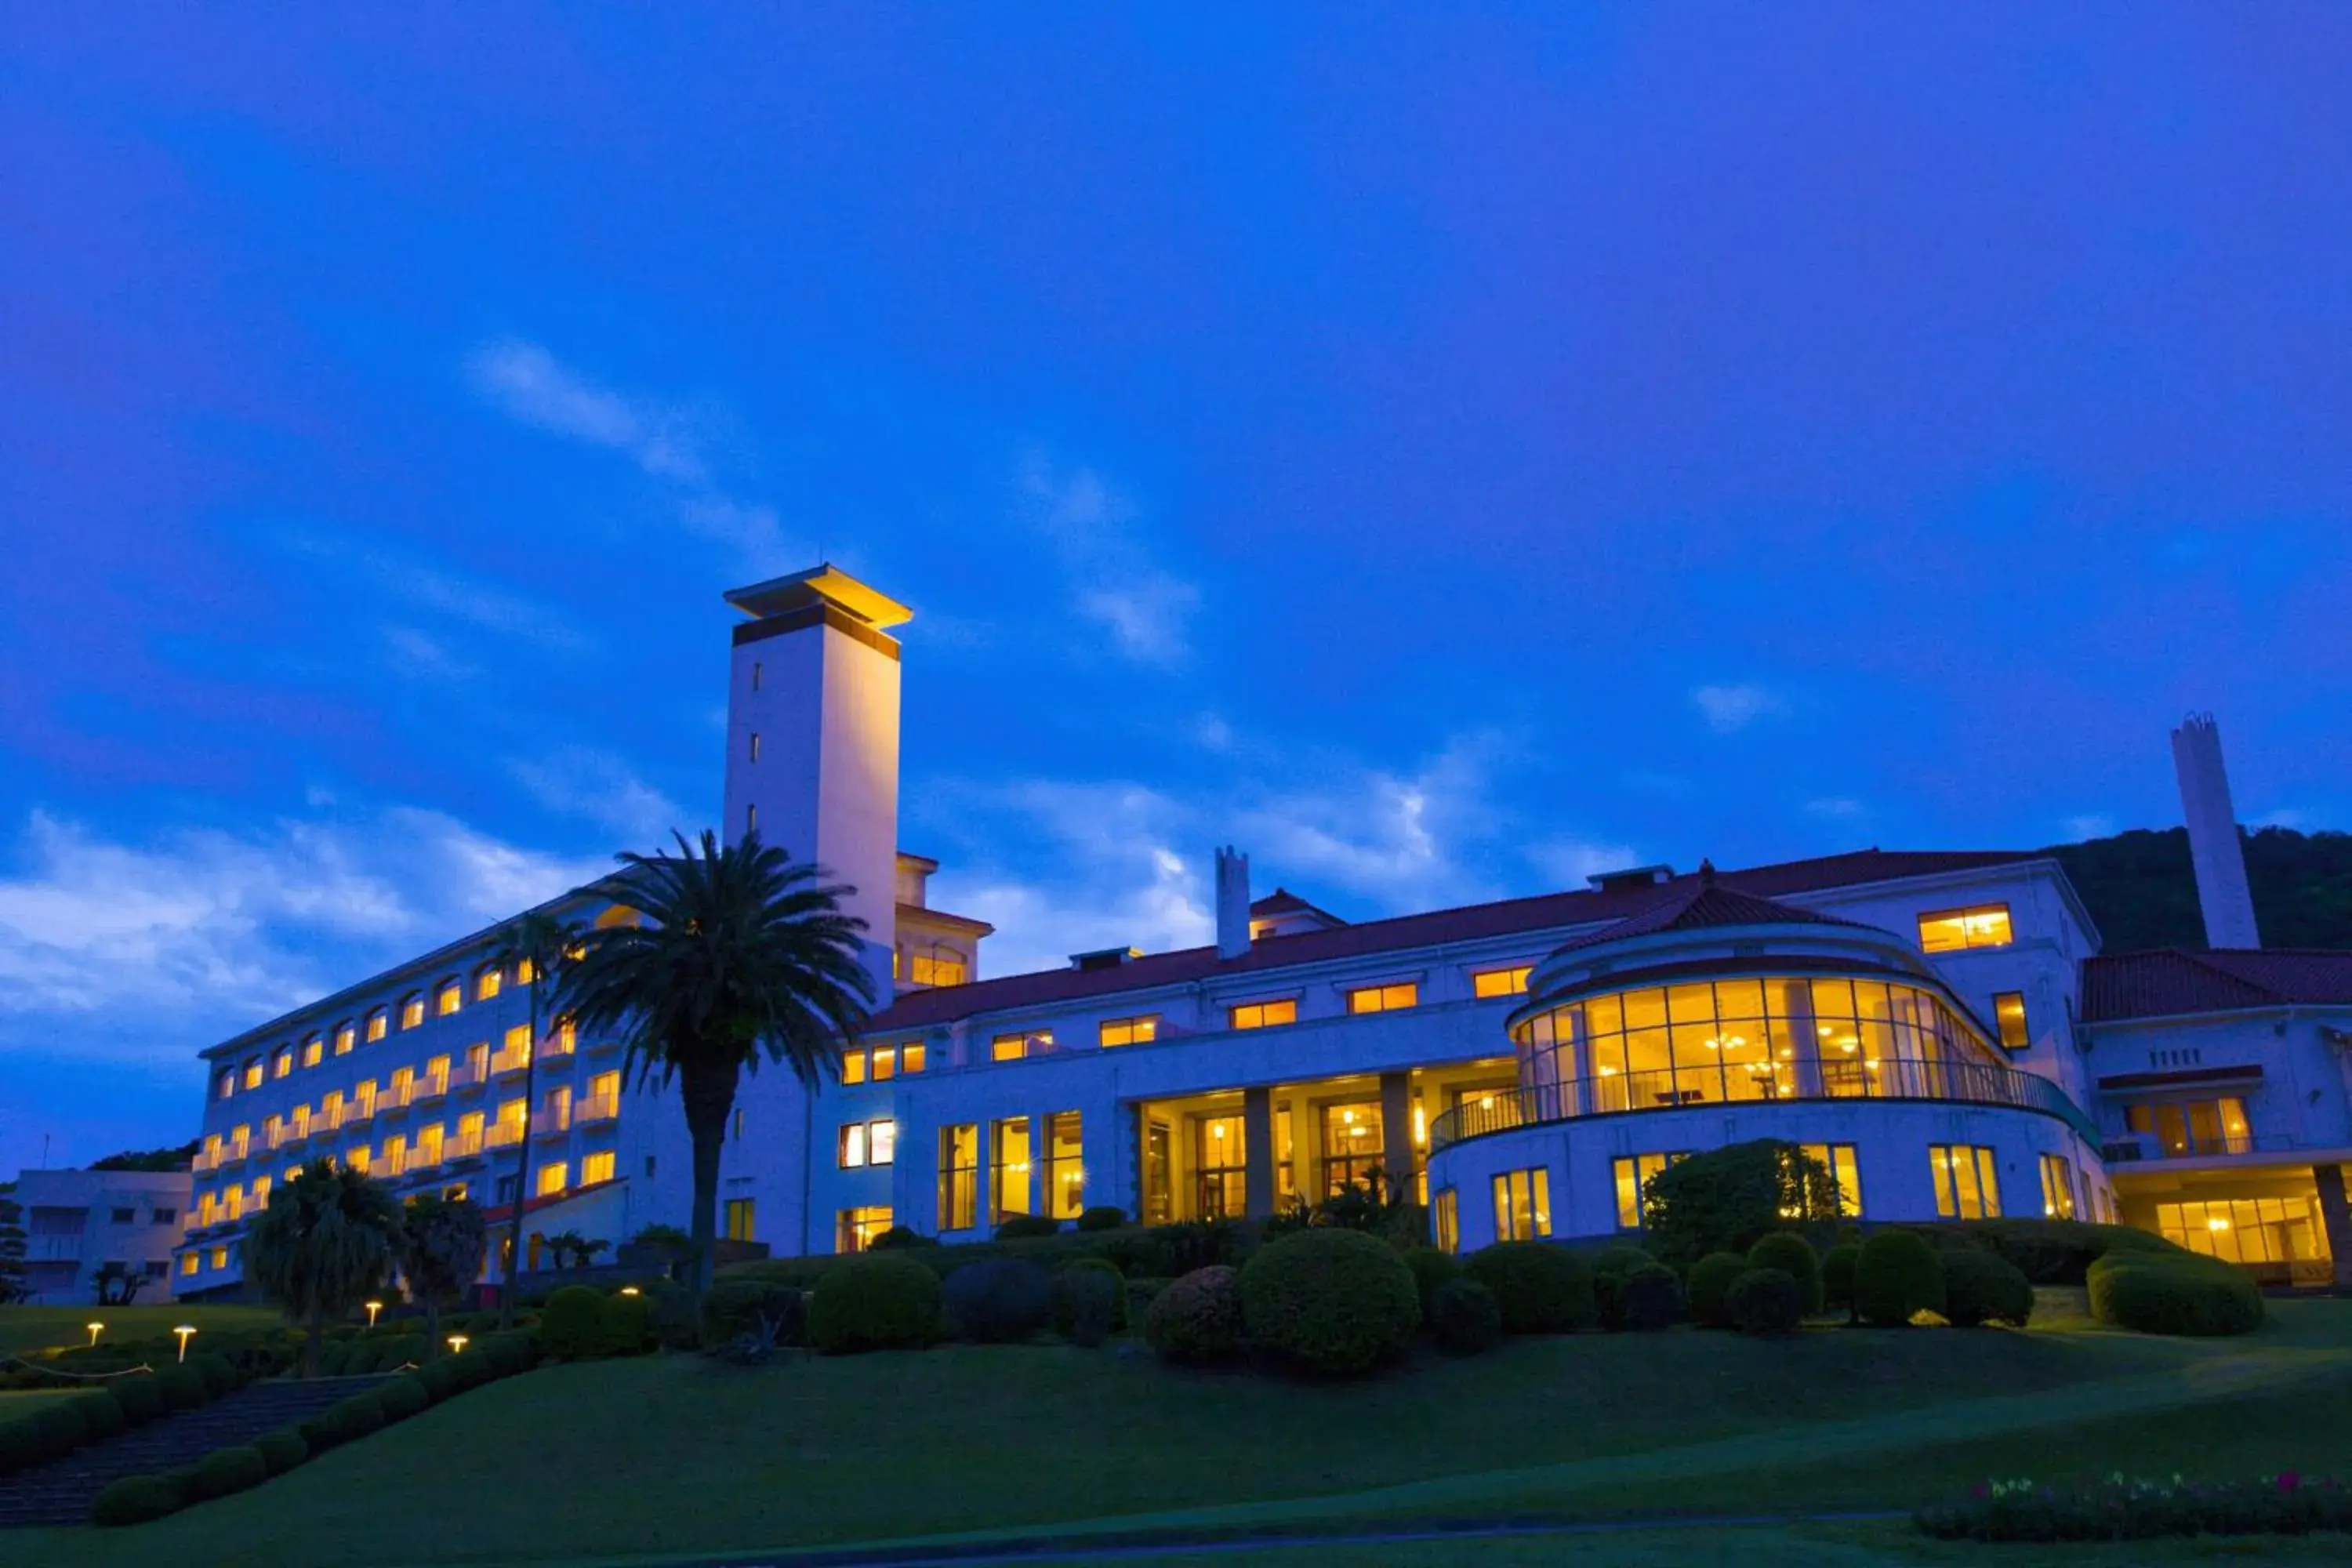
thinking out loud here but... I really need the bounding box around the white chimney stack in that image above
[2170,713,2262,951]
[1214,845,1251,960]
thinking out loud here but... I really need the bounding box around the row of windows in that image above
[1608,1144,1864,1231]
[837,1120,898,1168]
[841,1041,926,1083]
[2125,1097,2252,1157]
[2158,1196,2328,1266]
[938,1114,1086,1230]
[216,975,557,1102]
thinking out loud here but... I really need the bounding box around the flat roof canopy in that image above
[724,564,913,630]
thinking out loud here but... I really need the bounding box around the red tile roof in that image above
[1251,887,1344,922]
[866,848,2036,1033]
[2082,949,2352,1024]
[1547,862,1873,954]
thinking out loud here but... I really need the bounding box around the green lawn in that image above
[0,1305,281,1359]
[7,1301,2351,1566]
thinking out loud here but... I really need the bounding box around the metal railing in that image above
[574,1093,620,1125]
[1429,1055,2098,1152]
[2102,1132,2299,1163]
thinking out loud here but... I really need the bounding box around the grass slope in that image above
[0,1305,280,1359]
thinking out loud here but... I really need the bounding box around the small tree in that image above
[1640,1140,1841,1267]
[244,1159,404,1377]
[0,1189,28,1305]
[91,1261,146,1305]
[398,1190,488,1360]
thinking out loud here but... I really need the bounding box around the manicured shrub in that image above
[994,1213,1062,1241]
[1589,1243,1657,1329]
[1941,1249,2036,1328]
[1399,1247,1462,1316]
[1125,1276,1174,1318]
[1747,1232,1823,1316]
[1686,1251,1751,1327]
[252,1427,310,1475]
[1855,1230,1947,1327]
[702,1276,807,1351]
[1143,1265,1245,1364]
[378,1374,430,1421]
[1076,1206,1127,1232]
[188,1444,270,1501]
[868,1225,927,1250]
[477,1329,541,1377]
[539,1284,610,1359]
[1463,1242,1595,1334]
[1945,1218,2189,1286]
[942,1257,1055,1344]
[2088,1252,2264,1337]
[1240,1229,1421,1376]
[318,1340,354,1377]
[1119,1218,1241,1280]
[78,1390,128,1441]
[31,1399,93,1455]
[190,1351,238,1399]
[90,1474,184,1527]
[1640,1140,1842,1266]
[111,1374,166,1428]
[415,1356,463,1402]
[1051,1258,1127,1347]
[1618,1262,1686,1330]
[1821,1243,1860,1319]
[1728,1267,1806,1337]
[599,1289,654,1356]
[808,1251,947,1354]
[321,1391,387,1445]
[1427,1276,1503,1355]
[157,1363,208,1410]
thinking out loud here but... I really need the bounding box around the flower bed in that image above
[1917,1472,2352,1541]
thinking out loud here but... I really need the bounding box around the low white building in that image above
[13,1167,191,1305]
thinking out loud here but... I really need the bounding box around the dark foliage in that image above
[1727,1267,1805,1336]
[943,1257,1055,1343]
[808,1252,946,1353]
[1462,1242,1595,1334]
[2048,825,2352,953]
[1076,1206,1127,1232]
[1142,1265,1244,1364]
[1746,1232,1823,1315]
[1240,1229,1421,1376]
[1427,1276,1503,1354]
[1641,1140,1841,1266]
[1686,1252,1751,1328]
[1941,1248,2035,1327]
[1855,1229,1947,1327]
[1617,1262,1686,1330]
[1051,1258,1127,1346]
[2089,1251,2264,1336]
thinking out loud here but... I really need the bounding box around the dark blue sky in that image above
[5,7,2350,1174]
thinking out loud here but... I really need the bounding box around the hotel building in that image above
[171,571,2352,1294]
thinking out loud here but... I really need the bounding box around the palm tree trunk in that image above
[681,1062,735,1299]
[501,985,543,1331]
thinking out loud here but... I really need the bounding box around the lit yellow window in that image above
[242,1059,263,1089]
[585,1071,621,1120]
[1491,1167,1552,1241]
[301,1036,324,1068]
[321,1091,343,1130]
[274,1047,294,1079]
[290,1105,310,1138]
[1348,982,1419,1015]
[179,1253,198,1277]
[500,1025,533,1072]
[1100,1015,1160,1047]
[839,1123,869,1168]
[230,1123,250,1157]
[251,1174,272,1209]
[837,1206,892,1253]
[381,1136,405,1176]
[902,1041,927,1073]
[263,1114,283,1149]
[1917,904,2014,953]
[354,1080,377,1118]
[582,1151,615,1186]
[345,1146,370,1174]
[1473,967,1533,1000]
[872,1046,897,1080]
[209,1247,228,1270]
[366,1011,388,1044]
[556,1018,576,1054]
[456,1111,485,1156]
[495,1099,527,1145]
[536,1162,568,1197]
[1229,998,1298,1030]
[1432,1189,1458,1254]
[724,1198,757,1241]
[415,1123,444,1166]
[390,1066,415,1106]
[871,1120,897,1165]
[466,1042,489,1083]
[336,1022,358,1054]
[400,996,424,1029]
[426,1054,450,1094]
[216,1072,234,1102]
[841,1049,867,1085]
[910,951,967,987]
[437,982,463,1017]
[1992,992,2029,1050]
[477,967,503,1001]
[993,1030,1051,1061]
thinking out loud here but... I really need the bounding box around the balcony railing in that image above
[491,1046,533,1077]
[575,1094,620,1126]
[485,1123,525,1151]
[531,1108,571,1139]
[1429,1056,2098,1152]
[448,1131,483,1160]
[2102,1131,2300,1163]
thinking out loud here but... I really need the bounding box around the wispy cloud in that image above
[1692,683,1788,734]
[380,625,478,681]
[1526,836,1645,891]
[1018,450,1200,667]
[466,339,706,482]
[1806,797,1868,822]
[2063,811,2119,840]
[506,746,688,848]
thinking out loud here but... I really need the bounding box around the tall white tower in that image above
[2170,713,2261,951]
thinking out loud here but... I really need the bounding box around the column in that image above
[2314,1164,2352,1292]
[1243,1086,1276,1218]
[1380,1070,1414,1198]
[1786,980,1824,1099]
[1030,1112,1053,1221]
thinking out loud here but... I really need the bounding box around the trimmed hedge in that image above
[1240,1229,1421,1376]
[253,1427,309,1475]
[1400,1247,1462,1316]
[1746,1232,1823,1316]
[1428,1276,1503,1355]
[2088,1252,2264,1336]
[994,1214,1063,1241]
[1051,1258,1127,1347]
[1590,1243,1658,1330]
[92,1475,184,1528]
[1142,1265,1244,1364]
[1821,1243,1860,1319]
[111,1374,167,1428]
[1856,1229,1947,1327]
[539,1284,610,1359]
[808,1251,946,1354]
[158,1363,208,1410]
[702,1276,808,1349]
[1618,1262,1686,1330]
[1463,1242,1595,1334]
[1940,1218,2189,1285]
[1942,1248,2035,1327]
[1687,1251,1750,1327]
[944,1258,1055,1343]
[188,1444,269,1501]
[1076,1206,1127,1232]
[378,1374,430,1421]
[600,1289,654,1355]
[1728,1267,1805,1337]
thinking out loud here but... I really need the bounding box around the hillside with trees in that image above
[2045,826,2352,953]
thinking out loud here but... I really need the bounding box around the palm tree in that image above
[490,908,583,1329]
[398,1189,488,1359]
[243,1159,404,1377]
[559,830,875,1296]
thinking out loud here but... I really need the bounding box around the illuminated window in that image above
[1320,1102,1384,1195]
[336,1022,357,1054]
[872,1045,897,1081]
[841,1048,867,1084]
[2156,1193,2326,1265]
[1917,905,2014,953]
[536,1162,568,1197]
[1929,1144,2002,1219]
[1432,1188,1459,1254]
[1229,998,1298,1030]
[1473,967,1533,1000]
[837,1206,891,1253]
[839,1123,870,1167]
[992,1118,1034,1223]
[2125,1098,2252,1158]
[940,1125,979,1231]
[1492,1167,1552,1241]
[366,1009,389,1044]
[1100,1015,1160,1047]
[1796,1143,1864,1217]
[477,966,503,1002]
[179,1253,198,1277]
[871,1120,898,1166]
[437,981,463,1016]
[390,1066,415,1107]
[1348,982,1420,1015]
[1194,1113,1247,1218]
[230,1123,251,1159]
[414,1122,444,1167]
[210,1247,229,1270]
[2039,1153,2078,1219]
[499,1025,533,1073]
[1611,1152,1687,1229]
[249,1174,271,1210]
[400,995,424,1030]
[582,1150,615,1186]
[583,1071,621,1121]
[993,1030,1051,1062]
[301,1036,324,1069]
[554,1018,575,1054]
[724,1198,757,1241]
[354,1080,379,1119]
[515,957,535,985]
[1046,1112,1081,1219]
[242,1058,263,1090]
[492,1098,527,1147]
[909,951,966,987]
[424,1054,450,1095]
[345,1146,371,1175]
[381,1136,405,1177]
[902,1041,927,1073]
[274,1047,294,1079]
[216,1071,234,1101]
[455,1110,485,1157]
[1993,993,2029,1051]
[263,1114,284,1149]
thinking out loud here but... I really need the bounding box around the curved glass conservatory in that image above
[1422,875,2106,1251]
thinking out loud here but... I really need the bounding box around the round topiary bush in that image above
[599,1289,654,1356]
[1399,1247,1462,1316]
[318,1340,354,1377]
[78,1391,128,1441]
[1462,1242,1595,1334]
[539,1283,610,1359]
[188,1444,270,1501]
[1855,1230,1947,1327]
[1746,1232,1823,1315]
[415,1356,463,1403]
[252,1427,309,1475]
[1821,1243,1860,1320]
[702,1276,807,1350]
[110,1374,166,1428]
[942,1257,1055,1343]
[1427,1276,1503,1355]
[1728,1267,1805,1337]
[993,1213,1063,1241]
[377,1374,430,1421]
[1941,1248,2035,1327]
[189,1351,238,1399]
[157,1363,208,1411]
[28,1399,92,1459]
[2088,1252,2263,1336]
[1686,1251,1751,1327]
[321,1392,387,1445]
[868,1225,926,1250]
[808,1251,947,1354]
[637,1277,701,1349]
[90,1474,183,1527]
[1619,1262,1686,1330]
[1076,1205,1127,1232]
[1051,1258,1127,1347]
[1142,1265,1245,1364]
[1588,1243,1657,1330]
[1240,1229,1421,1376]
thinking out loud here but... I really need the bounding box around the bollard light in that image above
[447,1334,469,1354]
[174,1324,198,1363]
[619,1286,641,1297]
[365,1299,383,1327]
[86,1322,105,1348]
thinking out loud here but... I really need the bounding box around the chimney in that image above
[2170,713,2262,950]
[1214,846,1250,960]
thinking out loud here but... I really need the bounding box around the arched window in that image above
[399,994,425,1030]
[437,978,463,1017]
[300,1034,324,1069]
[336,1020,358,1054]
[367,1007,391,1043]
[476,964,503,1002]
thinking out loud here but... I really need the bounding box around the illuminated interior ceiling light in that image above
[1349,1126,1367,1138]
[2208,1217,2231,1231]
[1704,1038,1720,1050]
[1864,1059,1881,1069]
[1477,1094,1495,1109]
[1818,1025,1835,1036]
[1777,1049,1793,1059]
[1598,1065,1617,1075]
